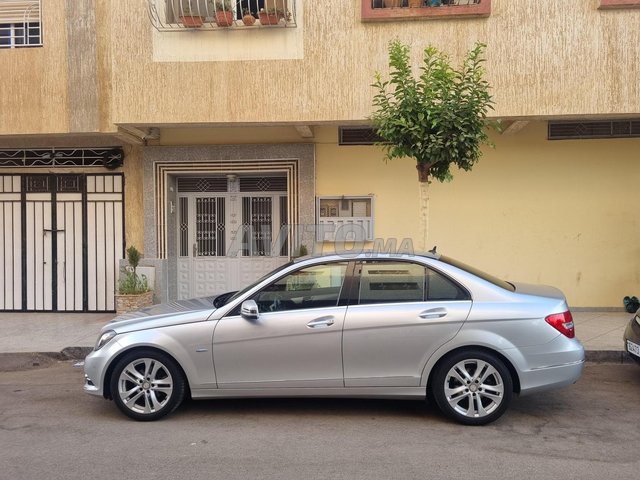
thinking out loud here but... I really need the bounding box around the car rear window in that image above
[438,256,516,292]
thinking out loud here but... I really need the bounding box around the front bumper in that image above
[83,340,123,398]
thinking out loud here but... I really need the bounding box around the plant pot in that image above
[215,11,234,27]
[115,291,153,315]
[242,14,256,26]
[259,12,282,25]
[384,0,402,7]
[179,15,205,28]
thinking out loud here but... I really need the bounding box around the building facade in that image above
[0,0,639,310]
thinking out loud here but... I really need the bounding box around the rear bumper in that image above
[518,358,584,396]
[510,336,585,396]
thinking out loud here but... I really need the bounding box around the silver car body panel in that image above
[84,252,584,401]
[343,300,471,387]
[213,306,347,389]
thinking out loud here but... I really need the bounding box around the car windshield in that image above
[219,261,295,306]
[439,255,515,292]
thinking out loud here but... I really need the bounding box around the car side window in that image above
[252,262,348,313]
[427,267,471,301]
[358,261,426,305]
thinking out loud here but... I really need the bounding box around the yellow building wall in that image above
[121,146,145,251]
[315,123,640,308]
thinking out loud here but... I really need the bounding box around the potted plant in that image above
[213,0,234,27]
[259,6,284,25]
[242,8,256,26]
[115,246,153,314]
[179,5,205,28]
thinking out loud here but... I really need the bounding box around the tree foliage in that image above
[371,40,494,183]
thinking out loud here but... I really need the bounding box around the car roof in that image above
[291,250,440,263]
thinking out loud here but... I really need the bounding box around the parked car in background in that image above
[84,251,584,425]
[623,307,640,364]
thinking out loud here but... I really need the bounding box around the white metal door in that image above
[86,175,124,311]
[176,176,289,299]
[0,176,22,310]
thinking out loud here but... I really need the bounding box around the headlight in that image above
[95,330,117,351]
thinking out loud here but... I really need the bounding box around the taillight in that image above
[545,311,575,338]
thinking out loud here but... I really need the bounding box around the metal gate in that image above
[0,174,124,312]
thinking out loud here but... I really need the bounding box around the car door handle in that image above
[306,316,335,329]
[419,308,448,319]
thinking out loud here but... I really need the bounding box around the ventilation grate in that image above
[240,176,287,192]
[548,120,640,140]
[339,127,384,145]
[177,177,227,193]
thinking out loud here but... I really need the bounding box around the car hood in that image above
[511,282,566,301]
[106,297,217,334]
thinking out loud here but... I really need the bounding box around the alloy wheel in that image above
[443,358,505,418]
[117,357,174,415]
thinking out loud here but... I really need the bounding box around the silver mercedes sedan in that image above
[84,251,584,425]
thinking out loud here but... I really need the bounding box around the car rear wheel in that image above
[110,350,185,421]
[432,350,513,426]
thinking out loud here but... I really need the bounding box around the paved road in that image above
[1,362,639,480]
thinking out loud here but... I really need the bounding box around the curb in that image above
[0,347,92,372]
[584,350,635,365]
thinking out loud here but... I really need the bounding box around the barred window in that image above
[0,1,42,48]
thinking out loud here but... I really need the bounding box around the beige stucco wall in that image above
[108,0,640,125]
[315,122,640,308]
[0,1,68,134]
[2,0,638,134]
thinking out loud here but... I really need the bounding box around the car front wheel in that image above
[432,350,513,426]
[110,349,185,421]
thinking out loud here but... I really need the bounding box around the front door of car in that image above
[212,261,350,389]
[342,260,472,387]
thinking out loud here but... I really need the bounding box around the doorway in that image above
[176,174,289,299]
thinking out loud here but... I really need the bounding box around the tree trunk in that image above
[416,162,431,182]
[416,163,431,252]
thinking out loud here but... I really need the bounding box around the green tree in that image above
[371,40,494,249]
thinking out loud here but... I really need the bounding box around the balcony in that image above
[147,0,297,31]
[362,0,491,22]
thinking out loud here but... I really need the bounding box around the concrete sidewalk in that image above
[0,309,634,364]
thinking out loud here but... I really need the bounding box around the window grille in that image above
[147,0,298,31]
[0,148,124,168]
[0,0,41,48]
[317,196,374,242]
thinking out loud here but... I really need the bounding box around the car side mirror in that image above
[240,299,259,320]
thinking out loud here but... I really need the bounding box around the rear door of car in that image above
[342,259,472,387]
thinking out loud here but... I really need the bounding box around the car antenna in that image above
[429,245,437,254]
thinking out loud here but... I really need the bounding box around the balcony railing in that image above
[373,0,481,6]
[147,0,297,31]
[363,0,491,21]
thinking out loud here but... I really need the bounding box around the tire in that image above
[110,349,186,421]
[432,349,513,426]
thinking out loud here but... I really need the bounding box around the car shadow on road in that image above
[177,396,445,423]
